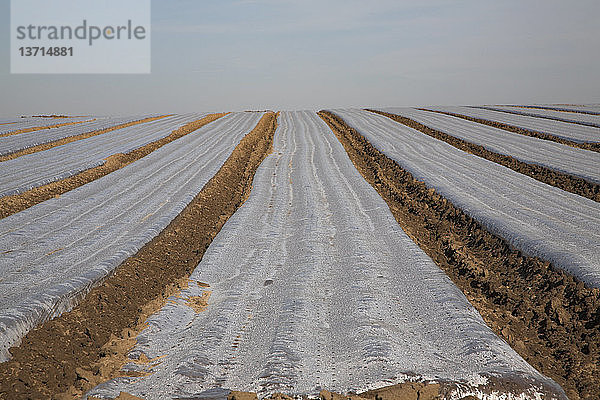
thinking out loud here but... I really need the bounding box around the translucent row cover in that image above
[87,111,565,400]
[0,115,158,156]
[428,106,600,143]
[334,109,600,289]
[0,114,207,197]
[481,106,600,128]
[379,107,600,184]
[0,112,264,362]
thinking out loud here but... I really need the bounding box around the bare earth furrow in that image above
[0,114,205,198]
[479,106,600,128]
[0,116,158,156]
[368,108,600,202]
[0,112,277,400]
[500,104,600,116]
[425,106,600,149]
[320,110,600,400]
[0,113,263,363]
[0,115,171,161]
[0,117,93,137]
[0,113,227,219]
[87,111,563,400]
[332,109,600,288]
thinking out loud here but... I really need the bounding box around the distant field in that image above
[0,105,598,400]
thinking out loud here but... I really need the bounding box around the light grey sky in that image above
[1,0,599,115]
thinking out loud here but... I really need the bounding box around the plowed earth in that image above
[319,111,600,400]
[0,119,96,138]
[422,108,600,153]
[0,112,278,400]
[501,105,600,116]
[0,115,171,162]
[1,110,598,399]
[367,109,600,202]
[0,113,228,219]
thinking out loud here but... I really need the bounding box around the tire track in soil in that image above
[0,112,278,400]
[422,108,600,153]
[319,111,600,400]
[367,109,600,202]
[0,118,96,138]
[0,113,228,220]
[0,115,172,162]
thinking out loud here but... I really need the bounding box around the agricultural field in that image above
[0,106,598,400]
[478,106,600,128]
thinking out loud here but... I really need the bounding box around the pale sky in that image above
[1,0,599,115]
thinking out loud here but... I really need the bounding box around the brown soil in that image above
[421,108,600,153]
[319,385,441,400]
[228,383,444,400]
[0,113,227,220]
[0,115,171,161]
[0,112,278,400]
[227,375,555,400]
[319,111,600,400]
[497,105,600,116]
[0,118,96,138]
[367,109,600,202]
[184,290,212,313]
[476,106,600,128]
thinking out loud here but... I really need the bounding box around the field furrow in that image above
[0,116,92,136]
[331,109,600,289]
[0,113,226,219]
[480,106,600,127]
[427,106,600,144]
[0,115,160,156]
[87,111,564,400]
[320,111,599,400]
[502,104,600,116]
[0,112,263,362]
[374,108,599,185]
[369,108,600,202]
[0,114,206,197]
